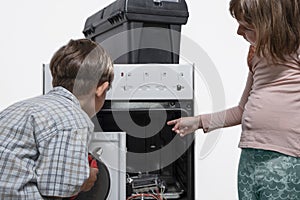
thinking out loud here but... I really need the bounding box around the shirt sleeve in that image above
[35,128,90,197]
[201,71,253,133]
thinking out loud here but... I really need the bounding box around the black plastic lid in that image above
[126,0,189,19]
[83,0,189,37]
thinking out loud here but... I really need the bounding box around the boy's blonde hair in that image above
[50,39,114,96]
[229,0,300,63]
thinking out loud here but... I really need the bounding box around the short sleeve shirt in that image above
[0,87,94,199]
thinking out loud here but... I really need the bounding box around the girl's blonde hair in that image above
[229,0,300,63]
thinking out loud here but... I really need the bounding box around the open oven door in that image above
[75,132,126,200]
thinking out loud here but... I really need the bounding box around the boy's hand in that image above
[80,167,99,192]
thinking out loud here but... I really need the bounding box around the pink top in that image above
[201,46,300,157]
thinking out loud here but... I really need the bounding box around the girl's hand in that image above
[167,116,202,137]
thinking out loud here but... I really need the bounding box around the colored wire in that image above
[126,193,160,200]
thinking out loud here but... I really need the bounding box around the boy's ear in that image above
[95,81,109,97]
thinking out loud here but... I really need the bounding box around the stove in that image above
[93,64,195,199]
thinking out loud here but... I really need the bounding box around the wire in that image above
[155,188,162,200]
[126,193,161,200]
[160,187,166,200]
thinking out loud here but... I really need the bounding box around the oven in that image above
[92,64,195,199]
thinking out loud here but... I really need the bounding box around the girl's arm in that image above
[201,71,253,132]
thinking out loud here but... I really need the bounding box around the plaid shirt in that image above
[0,87,94,199]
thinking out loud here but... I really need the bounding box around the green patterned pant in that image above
[238,148,300,200]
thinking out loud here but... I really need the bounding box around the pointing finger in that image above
[167,119,178,125]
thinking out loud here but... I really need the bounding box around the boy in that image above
[0,39,114,199]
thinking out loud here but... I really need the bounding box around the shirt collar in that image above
[48,86,81,107]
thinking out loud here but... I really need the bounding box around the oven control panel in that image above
[106,64,194,100]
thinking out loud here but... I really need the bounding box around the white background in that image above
[0,0,249,199]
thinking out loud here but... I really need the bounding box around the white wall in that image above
[188,1,248,200]
[0,0,249,199]
[0,0,113,109]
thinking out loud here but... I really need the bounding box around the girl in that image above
[167,0,300,199]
